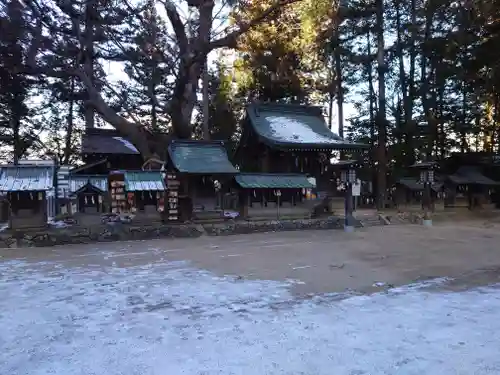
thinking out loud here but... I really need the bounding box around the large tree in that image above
[15,0,303,161]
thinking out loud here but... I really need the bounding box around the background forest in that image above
[1,0,500,186]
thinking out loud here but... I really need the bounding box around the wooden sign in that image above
[165,172,179,222]
[109,171,127,213]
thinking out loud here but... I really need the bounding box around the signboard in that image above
[352,180,361,197]
[165,172,179,222]
[109,172,126,213]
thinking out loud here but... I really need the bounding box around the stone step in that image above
[359,216,385,227]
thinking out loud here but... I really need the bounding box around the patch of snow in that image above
[1,259,500,374]
[266,115,342,144]
[223,211,239,219]
[112,137,139,152]
[47,219,70,228]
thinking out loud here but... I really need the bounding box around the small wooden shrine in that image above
[232,102,368,217]
[0,165,54,229]
[234,173,315,218]
[165,140,238,222]
[440,153,500,209]
[393,177,443,209]
[108,170,166,216]
[444,166,499,209]
[68,175,108,214]
[233,103,367,189]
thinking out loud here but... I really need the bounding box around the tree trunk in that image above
[335,41,344,139]
[84,0,95,129]
[397,0,417,166]
[375,0,387,211]
[420,9,434,158]
[11,117,21,164]
[202,58,210,140]
[63,76,75,164]
[461,84,467,153]
[367,29,375,155]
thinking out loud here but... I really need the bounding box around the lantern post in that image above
[410,161,436,226]
[337,160,359,232]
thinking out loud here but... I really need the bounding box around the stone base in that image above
[344,225,355,233]
[0,217,348,248]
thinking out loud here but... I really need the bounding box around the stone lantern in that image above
[336,160,359,232]
[410,161,437,226]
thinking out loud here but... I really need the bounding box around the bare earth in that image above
[2,222,500,374]
[2,222,500,295]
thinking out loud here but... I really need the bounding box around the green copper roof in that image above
[235,173,315,189]
[168,140,238,174]
[246,103,368,150]
[124,171,165,191]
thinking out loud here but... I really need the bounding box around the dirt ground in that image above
[2,221,500,296]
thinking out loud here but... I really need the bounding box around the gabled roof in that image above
[0,165,54,192]
[124,171,165,191]
[71,159,108,174]
[69,181,105,196]
[396,177,443,192]
[168,140,238,174]
[69,175,108,193]
[448,166,499,186]
[81,128,140,155]
[245,103,368,150]
[235,173,315,189]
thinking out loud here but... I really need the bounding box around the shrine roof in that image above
[168,140,238,174]
[246,103,368,151]
[235,173,315,189]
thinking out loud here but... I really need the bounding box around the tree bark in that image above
[375,0,387,210]
[84,0,95,129]
[334,37,344,139]
[63,76,75,164]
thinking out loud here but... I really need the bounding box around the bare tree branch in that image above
[159,0,189,54]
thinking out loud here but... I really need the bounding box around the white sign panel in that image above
[352,180,361,197]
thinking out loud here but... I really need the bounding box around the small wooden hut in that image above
[393,177,443,209]
[445,166,499,209]
[234,173,315,219]
[232,103,368,216]
[166,140,239,222]
[123,171,166,216]
[0,165,54,229]
[68,175,108,214]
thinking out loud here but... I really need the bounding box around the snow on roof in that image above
[18,159,55,166]
[112,137,139,153]
[266,116,343,144]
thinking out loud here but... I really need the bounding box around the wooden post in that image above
[239,191,248,219]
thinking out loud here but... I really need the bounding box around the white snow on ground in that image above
[1,258,500,375]
[266,116,342,144]
[112,136,139,152]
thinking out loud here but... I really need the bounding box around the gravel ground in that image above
[1,224,500,374]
